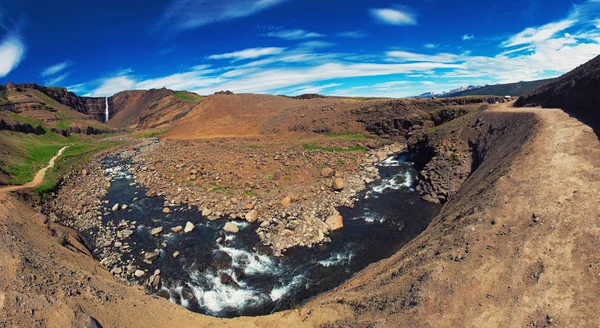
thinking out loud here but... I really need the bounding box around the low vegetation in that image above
[34,140,122,197]
[302,143,366,152]
[132,129,168,138]
[173,91,204,103]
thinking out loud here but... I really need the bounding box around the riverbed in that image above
[97,151,439,318]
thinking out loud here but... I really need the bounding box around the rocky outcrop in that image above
[407,110,537,204]
[0,119,45,135]
[515,54,600,135]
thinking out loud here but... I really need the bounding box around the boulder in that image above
[326,212,344,231]
[144,250,160,260]
[219,272,240,288]
[134,270,145,278]
[320,167,334,177]
[213,251,233,270]
[332,178,344,191]
[281,196,291,208]
[173,251,180,258]
[162,207,171,214]
[111,203,120,212]
[223,222,239,233]
[202,208,212,216]
[245,209,258,222]
[184,221,195,233]
[170,226,183,233]
[151,227,163,236]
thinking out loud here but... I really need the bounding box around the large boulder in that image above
[332,178,344,191]
[184,221,195,233]
[213,251,233,270]
[326,211,344,231]
[223,222,239,233]
[245,209,258,222]
[320,167,334,177]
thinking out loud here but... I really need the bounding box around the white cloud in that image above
[386,50,460,63]
[157,0,289,31]
[208,47,286,61]
[266,29,325,40]
[0,35,25,78]
[501,19,576,47]
[424,43,439,49]
[41,61,72,77]
[298,41,335,49]
[45,73,71,86]
[87,76,136,97]
[285,83,342,95]
[462,34,475,41]
[336,31,367,38]
[370,7,417,26]
[422,81,435,85]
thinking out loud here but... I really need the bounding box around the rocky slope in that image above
[108,89,202,129]
[515,54,600,135]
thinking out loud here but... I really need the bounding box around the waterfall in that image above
[105,97,109,122]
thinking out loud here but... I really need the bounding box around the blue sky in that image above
[1,0,599,97]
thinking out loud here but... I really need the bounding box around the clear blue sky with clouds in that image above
[1,0,599,97]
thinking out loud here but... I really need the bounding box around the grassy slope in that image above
[34,140,122,196]
[173,91,204,102]
[0,131,78,184]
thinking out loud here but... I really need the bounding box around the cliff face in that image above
[515,54,600,135]
[2,83,111,121]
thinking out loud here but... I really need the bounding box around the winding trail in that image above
[0,146,69,193]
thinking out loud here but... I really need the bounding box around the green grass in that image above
[173,91,204,103]
[0,131,79,185]
[132,129,168,138]
[324,131,368,140]
[34,140,123,197]
[247,144,262,149]
[302,143,366,153]
[8,113,42,126]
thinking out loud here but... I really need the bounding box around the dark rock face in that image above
[407,111,538,204]
[0,119,45,135]
[515,54,600,136]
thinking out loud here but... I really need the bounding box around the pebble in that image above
[173,251,180,258]
[151,227,163,236]
[134,270,145,277]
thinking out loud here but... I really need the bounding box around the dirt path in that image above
[0,146,69,193]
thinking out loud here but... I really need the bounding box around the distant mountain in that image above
[446,78,556,97]
[515,55,600,135]
[413,78,556,99]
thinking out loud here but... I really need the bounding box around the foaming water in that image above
[97,152,439,317]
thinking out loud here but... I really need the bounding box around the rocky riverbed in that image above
[45,143,438,317]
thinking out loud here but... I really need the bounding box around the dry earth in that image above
[0,103,598,327]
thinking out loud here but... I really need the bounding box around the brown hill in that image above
[107,89,202,129]
[515,54,600,135]
[166,93,356,139]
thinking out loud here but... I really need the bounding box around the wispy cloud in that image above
[501,19,576,47]
[41,61,72,77]
[370,7,417,26]
[462,34,475,41]
[45,73,71,86]
[86,76,136,97]
[208,47,286,61]
[335,31,367,38]
[157,0,289,31]
[0,34,26,78]
[424,43,439,49]
[265,29,325,40]
[387,51,460,63]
